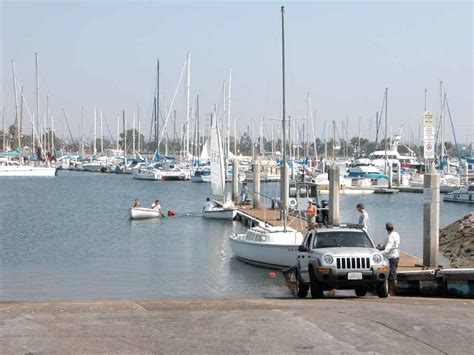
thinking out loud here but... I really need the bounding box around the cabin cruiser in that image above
[191,167,211,182]
[133,160,191,181]
[443,184,474,204]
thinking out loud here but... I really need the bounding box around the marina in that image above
[0,171,472,301]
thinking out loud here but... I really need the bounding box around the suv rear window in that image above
[313,231,373,249]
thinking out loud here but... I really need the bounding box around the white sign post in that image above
[423,111,435,160]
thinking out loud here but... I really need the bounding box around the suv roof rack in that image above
[308,223,363,231]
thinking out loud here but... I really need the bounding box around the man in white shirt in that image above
[380,222,400,296]
[203,197,214,212]
[356,203,369,232]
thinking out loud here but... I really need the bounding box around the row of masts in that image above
[3,52,462,163]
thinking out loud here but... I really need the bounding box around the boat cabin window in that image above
[468,186,474,192]
[299,186,308,198]
[308,185,318,198]
[289,187,297,198]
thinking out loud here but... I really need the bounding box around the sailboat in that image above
[202,113,237,220]
[228,6,305,269]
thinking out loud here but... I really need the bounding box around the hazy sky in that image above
[1,0,472,145]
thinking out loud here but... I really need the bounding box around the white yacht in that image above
[132,161,191,181]
[228,225,304,269]
[0,160,57,177]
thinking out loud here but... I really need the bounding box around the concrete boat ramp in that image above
[1,297,473,354]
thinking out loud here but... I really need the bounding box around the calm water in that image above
[0,171,471,301]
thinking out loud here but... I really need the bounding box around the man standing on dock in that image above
[380,222,400,296]
[356,203,369,232]
[306,201,317,227]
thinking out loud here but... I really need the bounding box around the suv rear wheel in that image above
[377,280,389,298]
[309,267,324,299]
[355,287,367,297]
[295,271,309,298]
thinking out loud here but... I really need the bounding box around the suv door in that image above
[297,230,313,283]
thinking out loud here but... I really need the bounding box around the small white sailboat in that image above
[228,7,305,269]
[202,113,236,221]
[130,207,164,220]
[229,225,304,269]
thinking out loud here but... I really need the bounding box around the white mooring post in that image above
[423,164,440,268]
[253,161,261,209]
[328,165,340,225]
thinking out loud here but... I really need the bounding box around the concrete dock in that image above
[1,297,473,354]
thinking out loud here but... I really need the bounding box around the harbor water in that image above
[0,171,471,301]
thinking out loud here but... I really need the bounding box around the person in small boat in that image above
[306,201,317,227]
[151,199,161,211]
[239,182,249,206]
[133,199,141,208]
[356,203,369,232]
[151,199,164,217]
[203,197,214,212]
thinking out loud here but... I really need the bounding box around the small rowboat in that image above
[130,207,164,220]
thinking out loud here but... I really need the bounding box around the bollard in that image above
[232,159,239,203]
[423,164,440,268]
[388,164,393,189]
[328,165,340,225]
[253,162,261,209]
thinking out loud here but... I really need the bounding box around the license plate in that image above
[347,272,362,280]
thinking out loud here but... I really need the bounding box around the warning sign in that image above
[423,111,435,159]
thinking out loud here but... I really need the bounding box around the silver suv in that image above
[295,225,389,298]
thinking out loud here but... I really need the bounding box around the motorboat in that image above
[228,225,304,269]
[130,207,164,219]
[191,168,211,183]
[443,184,474,204]
[0,160,57,177]
[132,161,191,181]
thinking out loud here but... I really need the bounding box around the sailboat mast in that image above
[384,87,388,173]
[116,114,120,152]
[281,6,289,231]
[185,52,191,159]
[2,108,5,152]
[100,110,103,153]
[306,92,309,157]
[137,102,140,152]
[12,59,20,149]
[156,59,160,154]
[227,68,232,156]
[93,107,97,155]
[81,106,84,156]
[35,52,39,153]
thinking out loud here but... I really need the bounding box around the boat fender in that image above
[289,198,297,208]
[167,210,176,216]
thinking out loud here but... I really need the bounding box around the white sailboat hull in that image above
[130,207,163,220]
[0,166,57,177]
[202,208,237,220]
[228,234,300,269]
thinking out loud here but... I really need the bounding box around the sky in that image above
[1,0,473,145]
